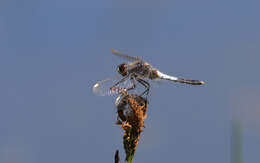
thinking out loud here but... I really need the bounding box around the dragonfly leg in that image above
[126,78,136,91]
[137,78,150,96]
[110,75,129,90]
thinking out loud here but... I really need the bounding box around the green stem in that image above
[124,128,139,163]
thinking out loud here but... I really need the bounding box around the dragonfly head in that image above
[117,63,128,76]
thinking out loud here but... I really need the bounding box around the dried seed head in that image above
[115,93,149,161]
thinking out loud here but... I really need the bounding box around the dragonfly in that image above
[93,49,205,96]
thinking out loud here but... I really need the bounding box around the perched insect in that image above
[93,49,205,96]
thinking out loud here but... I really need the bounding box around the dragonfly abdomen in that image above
[176,78,205,85]
[156,70,205,85]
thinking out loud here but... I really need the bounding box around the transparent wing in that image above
[110,48,141,61]
[92,75,134,96]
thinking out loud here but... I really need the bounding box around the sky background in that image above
[0,0,260,163]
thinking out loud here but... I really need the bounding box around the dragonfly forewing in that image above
[111,48,141,61]
[93,75,134,96]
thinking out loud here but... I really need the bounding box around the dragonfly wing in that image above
[110,48,141,61]
[93,75,133,96]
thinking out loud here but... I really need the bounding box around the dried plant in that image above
[115,92,148,163]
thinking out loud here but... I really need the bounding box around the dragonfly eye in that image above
[117,63,128,76]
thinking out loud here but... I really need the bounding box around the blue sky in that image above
[0,0,260,162]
